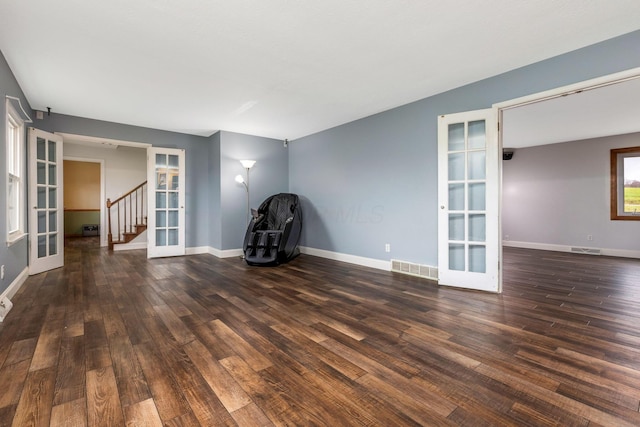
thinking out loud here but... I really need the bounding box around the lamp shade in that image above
[235,174,245,184]
[239,159,256,169]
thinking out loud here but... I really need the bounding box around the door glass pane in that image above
[168,229,178,246]
[49,234,57,256]
[468,183,486,211]
[468,120,486,149]
[38,211,47,233]
[49,188,57,208]
[168,210,178,227]
[156,229,167,246]
[48,164,57,185]
[469,214,485,242]
[448,123,465,151]
[156,154,167,167]
[37,162,46,184]
[469,245,486,273]
[48,140,56,162]
[168,155,179,168]
[49,211,57,232]
[37,187,46,208]
[169,175,179,190]
[38,235,46,258]
[468,151,486,180]
[448,153,465,181]
[156,192,167,208]
[168,192,178,209]
[157,172,167,189]
[448,214,465,241]
[449,244,465,271]
[448,183,465,211]
[156,210,167,227]
[37,137,46,160]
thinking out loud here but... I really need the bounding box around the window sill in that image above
[7,232,27,247]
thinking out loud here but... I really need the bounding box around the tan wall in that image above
[64,160,100,209]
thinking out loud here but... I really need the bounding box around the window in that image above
[611,146,640,220]
[6,100,26,243]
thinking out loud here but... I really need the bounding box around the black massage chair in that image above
[242,193,302,265]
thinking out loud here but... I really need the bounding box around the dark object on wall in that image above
[82,224,99,237]
[503,148,515,160]
[243,193,302,266]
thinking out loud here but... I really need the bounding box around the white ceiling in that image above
[1,1,640,140]
[503,76,640,149]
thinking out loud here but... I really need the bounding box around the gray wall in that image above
[290,30,640,266]
[0,52,30,294]
[219,131,288,250]
[502,133,640,252]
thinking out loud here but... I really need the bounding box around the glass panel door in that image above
[438,109,500,292]
[29,128,64,275]
[147,147,185,258]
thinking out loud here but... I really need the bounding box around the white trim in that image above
[494,67,640,111]
[185,246,212,255]
[299,246,390,271]
[113,241,147,251]
[0,266,28,300]
[503,240,640,259]
[5,95,32,123]
[56,132,152,149]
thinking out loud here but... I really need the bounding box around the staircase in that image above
[107,181,147,250]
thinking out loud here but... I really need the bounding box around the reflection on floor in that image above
[64,236,100,249]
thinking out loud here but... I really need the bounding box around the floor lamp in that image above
[235,159,256,224]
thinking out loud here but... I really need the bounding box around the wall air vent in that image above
[570,247,602,255]
[391,259,438,281]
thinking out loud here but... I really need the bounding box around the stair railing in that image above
[107,181,147,249]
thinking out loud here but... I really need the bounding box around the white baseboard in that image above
[503,240,640,259]
[0,267,28,322]
[113,242,147,251]
[190,246,243,258]
[185,246,211,255]
[299,246,390,271]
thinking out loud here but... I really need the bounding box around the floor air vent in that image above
[391,259,438,280]
[570,247,602,255]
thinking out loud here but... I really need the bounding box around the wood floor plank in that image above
[183,340,252,413]
[50,397,87,427]
[123,398,163,427]
[133,341,190,422]
[11,366,56,427]
[85,367,124,427]
[0,359,31,409]
[1,241,640,426]
[53,335,85,406]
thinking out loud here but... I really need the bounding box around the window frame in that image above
[6,99,27,244]
[610,146,640,221]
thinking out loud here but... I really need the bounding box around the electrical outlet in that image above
[587,235,593,241]
[385,243,391,253]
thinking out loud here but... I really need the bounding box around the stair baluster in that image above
[106,180,148,250]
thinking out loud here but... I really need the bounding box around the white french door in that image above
[28,128,64,275]
[147,147,185,258]
[437,109,501,292]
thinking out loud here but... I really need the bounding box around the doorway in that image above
[63,159,103,250]
[498,68,640,261]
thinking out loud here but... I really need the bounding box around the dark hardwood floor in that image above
[1,240,639,426]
